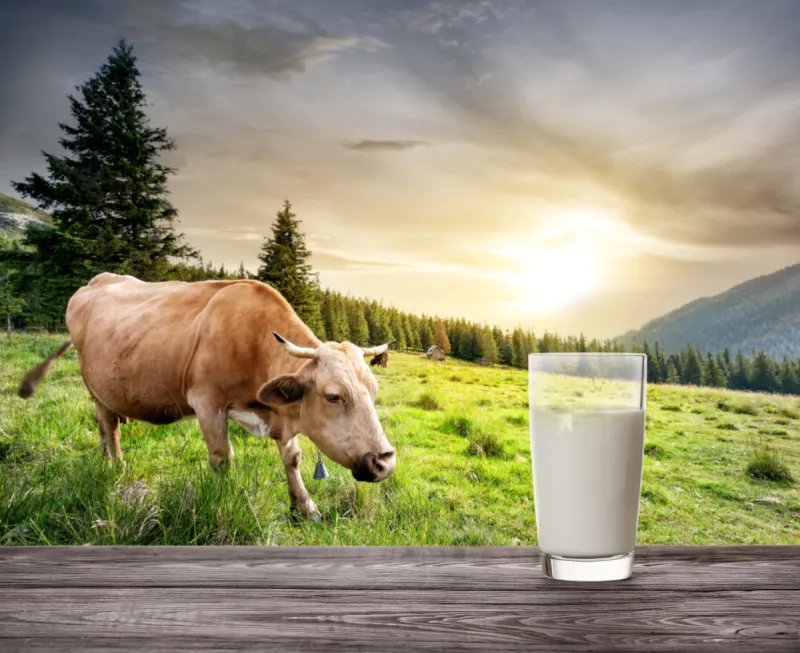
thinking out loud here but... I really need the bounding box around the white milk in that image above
[531,408,646,558]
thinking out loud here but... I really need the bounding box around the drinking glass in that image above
[529,353,647,581]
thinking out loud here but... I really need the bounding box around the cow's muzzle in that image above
[352,450,396,482]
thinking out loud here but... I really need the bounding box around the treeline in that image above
[636,343,800,396]
[1,40,797,397]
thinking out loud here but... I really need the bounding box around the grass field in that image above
[0,334,798,546]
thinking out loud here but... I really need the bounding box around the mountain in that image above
[618,263,800,359]
[0,192,51,238]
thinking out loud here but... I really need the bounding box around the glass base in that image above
[541,552,634,582]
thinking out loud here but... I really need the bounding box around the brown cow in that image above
[369,351,389,368]
[18,272,395,520]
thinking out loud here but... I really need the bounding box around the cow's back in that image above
[66,273,246,423]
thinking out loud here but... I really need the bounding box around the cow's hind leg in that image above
[94,402,123,463]
[195,405,234,469]
[277,436,320,521]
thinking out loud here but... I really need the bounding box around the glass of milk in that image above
[529,353,647,581]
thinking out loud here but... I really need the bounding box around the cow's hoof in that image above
[290,500,322,522]
[208,456,232,470]
[105,457,125,471]
[305,499,321,521]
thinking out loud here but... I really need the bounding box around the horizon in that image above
[3,1,800,339]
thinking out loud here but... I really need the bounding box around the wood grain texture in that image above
[0,546,798,652]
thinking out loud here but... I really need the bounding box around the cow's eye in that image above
[325,393,340,403]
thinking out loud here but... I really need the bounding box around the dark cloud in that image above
[124,5,369,79]
[342,139,431,152]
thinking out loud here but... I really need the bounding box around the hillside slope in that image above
[619,264,800,358]
[0,192,51,238]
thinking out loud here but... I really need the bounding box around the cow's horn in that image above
[273,332,319,359]
[361,340,394,356]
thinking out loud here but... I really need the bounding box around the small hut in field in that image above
[426,345,446,361]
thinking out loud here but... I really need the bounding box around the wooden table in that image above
[0,546,798,652]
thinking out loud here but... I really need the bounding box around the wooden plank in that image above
[0,546,797,652]
[1,546,798,592]
[0,588,798,652]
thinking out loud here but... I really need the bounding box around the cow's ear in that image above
[257,374,308,406]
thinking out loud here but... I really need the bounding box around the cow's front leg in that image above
[94,401,123,464]
[277,436,320,521]
[190,397,234,469]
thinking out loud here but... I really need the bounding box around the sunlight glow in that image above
[494,207,619,313]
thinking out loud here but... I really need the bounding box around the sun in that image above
[494,207,615,313]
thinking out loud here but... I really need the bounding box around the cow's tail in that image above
[18,340,74,399]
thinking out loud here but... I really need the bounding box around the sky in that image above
[2,0,799,339]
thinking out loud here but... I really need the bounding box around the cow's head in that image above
[257,332,396,483]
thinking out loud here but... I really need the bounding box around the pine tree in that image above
[256,199,324,338]
[500,333,513,366]
[408,315,421,350]
[492,327,505,359]
[364,302,392,344]
[388,312,406,350]
[702,353,727,387]
[0,236,25,332]
[11,40,196,316]
[456,324,473,360]
[654,343,668,383]
[434,319,451,353]
[346,301,370,346]
[480,326,498,364]
[682,345,703,386]
[401,315,414,350]
[236,262,248,279]
[665,360,680,384]
[715,351,728,381]
[778,357,800,395]
[643,343,659,384]
[419,321,435,351]
[729,350,751,390]
[511,328,528,368]
[526,330,538,355]
[669,353,682,383]
[722,348,732,373]
[321,292,349,342]
[751,350,779,393]
[468,324,481,359]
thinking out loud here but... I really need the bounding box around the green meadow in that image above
[0,334,797,545]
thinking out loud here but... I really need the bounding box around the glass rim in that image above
[527,352,646,358]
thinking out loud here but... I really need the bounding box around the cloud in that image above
[342,139,431,152]
[3,0,800,337]
[1,0,378,83]
[310,250,409,272]
[386,0,800,248]
[394,0,507,35]
[183,227,264,241]
[117,0,381,79]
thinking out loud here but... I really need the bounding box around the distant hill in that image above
[618,263,800,359]
[0,192,51,238]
